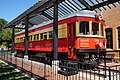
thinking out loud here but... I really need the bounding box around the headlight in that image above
[95,42,103,48]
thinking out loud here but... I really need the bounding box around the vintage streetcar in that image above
[15,10,106,65]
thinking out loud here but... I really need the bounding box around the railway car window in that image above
[28,36,32,41]
[19,38,21,42]
[22,37,24,42]
[36,34,39,40]
[23,37,24,42]
[21,37,24,42]
[20,38,22,42]
[44,32,47,40]
[105,28,113,49]
[34,35,36,41]
[92,22,99,35]
[40,33,43,40]
[28,36,30,41]
[31,36,33,41]
[79,21,89,35]
[29,36,32,41]
[49,31,53,39]
[117,27,120,48]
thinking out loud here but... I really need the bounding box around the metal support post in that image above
[12,25,15,52]
[52,1,59,76]
[104,52,106,76]
[53,0,58,60]
[109,67,111,80]
[24,15,29,59]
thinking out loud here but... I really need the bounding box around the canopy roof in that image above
[5,0,120,29]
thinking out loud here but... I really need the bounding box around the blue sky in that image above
[0,0,39,22]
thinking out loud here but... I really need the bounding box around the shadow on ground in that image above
[0,62,31,80]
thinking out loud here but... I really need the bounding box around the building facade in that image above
[102,5,120,60]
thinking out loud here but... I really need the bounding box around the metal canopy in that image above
[5,0,120,29]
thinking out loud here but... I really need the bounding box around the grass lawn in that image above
[0,61,31,80]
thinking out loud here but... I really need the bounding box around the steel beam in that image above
[58,5,69,14]
[24,15,29,55]
[90,0,120,10]
[78,0,91,9]
[68,0,81,11]
[42,11,53,20]
[11,25,15,52]
[64,1,76,12]
[73,0,83,9]
[5,0,53,28]
[61,2,74,12]
[5,0,120,28]
[28,21,34,26]
[29,10,53,20]
[59,3,71,14]
[53,0,58,60]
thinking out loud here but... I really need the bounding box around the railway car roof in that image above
[15,10,96,35]
[5,0,120,29]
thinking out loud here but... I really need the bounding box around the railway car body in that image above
[15,10,106,63]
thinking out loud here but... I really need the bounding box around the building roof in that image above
[5,0,120,29]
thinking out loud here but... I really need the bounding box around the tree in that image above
[0,18,7,30]
[0,18,8,46]
[0,18,12,49]
[2,28,12,49]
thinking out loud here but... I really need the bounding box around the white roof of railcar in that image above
[15,10,96,35]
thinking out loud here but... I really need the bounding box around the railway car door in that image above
[67,23,76,60]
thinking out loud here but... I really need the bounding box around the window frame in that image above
[48,31,53,39]
[36,34,40,40]
[92,22,99,35]
[77,20,105,38]
[40,33,43,40]
[117,27,120,49]
[43,32,47,40]
[29,35,32,42]
[105,28,113,49]
[33,35,37,41]
[79,20,90,35]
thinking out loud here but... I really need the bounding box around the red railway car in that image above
[15,10,106,63]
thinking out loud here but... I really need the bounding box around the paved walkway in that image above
[0,54,120,80]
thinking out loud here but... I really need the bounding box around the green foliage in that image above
[1,28,12,48]
[0,18,12,48]
[15,29,22,33]
[0,18,7,41]
[2,28,12,41]
[0,18,7,30]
